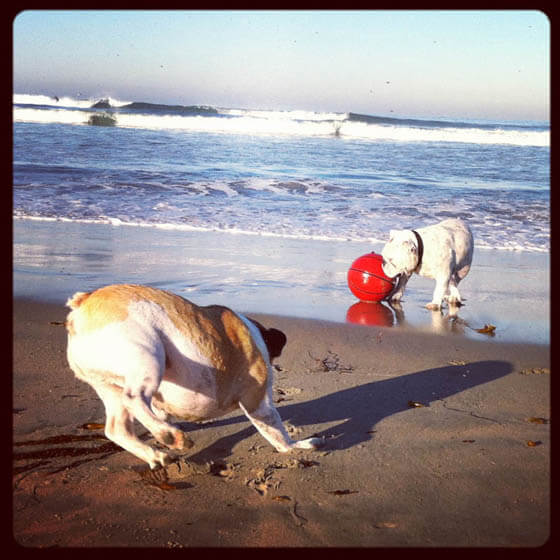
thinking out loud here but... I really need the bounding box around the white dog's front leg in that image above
[239,395,323,452]
[389,273,409,302]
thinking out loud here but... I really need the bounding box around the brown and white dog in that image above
[66,284,322,468]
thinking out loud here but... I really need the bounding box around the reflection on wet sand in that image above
[346,300,483,337]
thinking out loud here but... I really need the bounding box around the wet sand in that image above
[13,218,550,345]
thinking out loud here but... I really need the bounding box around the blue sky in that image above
[13,10,550,122]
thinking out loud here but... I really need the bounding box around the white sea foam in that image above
[13,214,548,252]
[222,108,348,122]
[13,93,130,109]
[13,104,548,147]
[13,107,89,126]
[341,121,549,147]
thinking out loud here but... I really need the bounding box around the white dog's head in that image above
[381,229,420,278]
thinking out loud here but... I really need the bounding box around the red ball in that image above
[347,252,395,302]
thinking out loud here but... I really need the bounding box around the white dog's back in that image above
[416,218,473,276]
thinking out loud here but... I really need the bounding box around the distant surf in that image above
[13,93,549,147]
[13,91,550,253]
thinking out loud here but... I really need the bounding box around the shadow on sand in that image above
[182,360,512,463]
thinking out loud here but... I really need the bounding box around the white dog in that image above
[66,284,322,468]
[381,218,473,310]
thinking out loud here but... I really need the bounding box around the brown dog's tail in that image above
[66,291,91,310]
[65,291,92,335]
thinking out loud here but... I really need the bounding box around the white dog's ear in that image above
[389,229,397,241]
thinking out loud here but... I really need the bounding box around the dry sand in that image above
[12,298,550,548]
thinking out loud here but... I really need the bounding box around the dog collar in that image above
[411,230,424,269]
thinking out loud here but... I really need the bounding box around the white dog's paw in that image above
[447,305,460,319]
[426,302,441,311]
[293,436,325,450]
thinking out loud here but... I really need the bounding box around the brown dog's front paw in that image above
[157,428,194,450]
[174,430,194,450]
[294,436,325,450]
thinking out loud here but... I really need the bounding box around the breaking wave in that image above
[13,93,549,147]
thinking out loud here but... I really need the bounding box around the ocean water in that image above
[13,94,550,343]
[13,94,550,253]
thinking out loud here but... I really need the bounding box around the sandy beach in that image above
[13,9,550,549]
[12,217,551,547]
[13,296,550,547]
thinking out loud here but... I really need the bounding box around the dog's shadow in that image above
[179,360,512,463]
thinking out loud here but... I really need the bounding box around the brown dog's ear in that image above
[263,327,287,360]
[248,318,287,361]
